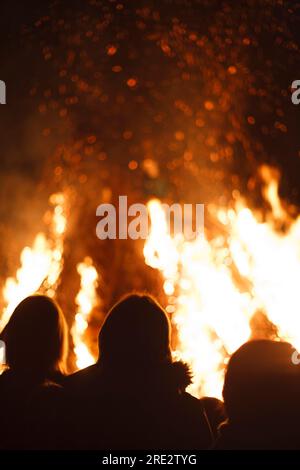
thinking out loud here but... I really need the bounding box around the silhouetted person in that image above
[216,340,300,449]
[64,294,213,449]
[0,295,68,449]
[199,397,226,441]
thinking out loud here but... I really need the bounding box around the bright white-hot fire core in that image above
[144,166,300,397]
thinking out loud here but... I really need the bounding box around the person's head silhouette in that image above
[0,295,68,380]
[223,339,300,441]
[98,293,172,370]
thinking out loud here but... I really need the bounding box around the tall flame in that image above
[144,168,300,398]
[71,257,98,370]
[1,193,67,330]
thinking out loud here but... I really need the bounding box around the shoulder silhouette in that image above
[217,339,300,449]
[64,293,213,450]
[0,295,68,449]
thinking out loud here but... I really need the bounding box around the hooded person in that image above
[216,339,300,449]
[64,293,213,450]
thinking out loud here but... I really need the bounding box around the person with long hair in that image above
[0,294,68,449]
[65,293,213,449]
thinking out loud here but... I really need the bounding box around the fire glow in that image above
[144,167,300,398]
[1,167,300,398]
[71,258,99,370]
[0,193,66,330]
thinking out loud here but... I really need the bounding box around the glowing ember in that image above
[144,168,300,399]
[71,257,98,370]
[1,193,67,330]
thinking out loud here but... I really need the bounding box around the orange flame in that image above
[144,167,300,398]
[71,257,98,370]
[1,193,67,330]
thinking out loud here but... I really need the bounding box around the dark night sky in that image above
[0,0,299,205]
